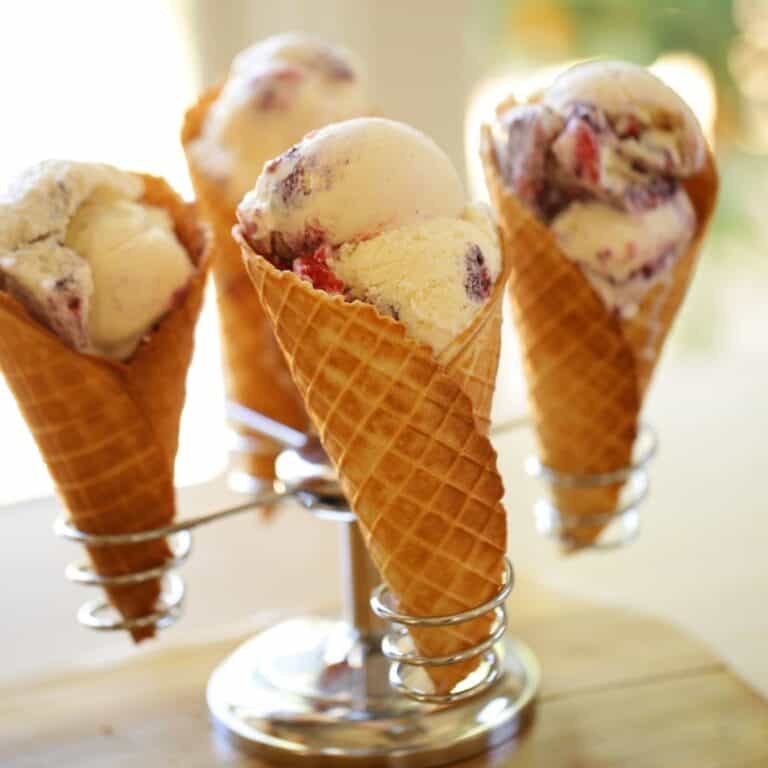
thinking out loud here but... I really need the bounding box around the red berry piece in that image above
[615,113,642,139]
[573,122,600,184]
[293,245,345,294]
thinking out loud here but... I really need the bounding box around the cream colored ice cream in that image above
[333,204,500,353]
[551,188,695,311]
[237,118,500,354]
[238,117,466,254]
[188,33,370,202]
[543,60,706,176]
[0,161,193,359]
[491,60,706,316]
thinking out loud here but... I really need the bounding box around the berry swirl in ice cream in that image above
[490,60,707,317]
[188,33,370,202]
[236,117,502,355]
[0,161,194,359]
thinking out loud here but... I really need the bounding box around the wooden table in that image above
[3,578,767,767]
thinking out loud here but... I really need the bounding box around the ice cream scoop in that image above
[237,118,499,354]
[238,117,466,254]
[491,60,706,316]
[188,33,370,202]
[332,205,500,354]
[551,188,696,312]
[0,161,194,359]
[543,60,705,176]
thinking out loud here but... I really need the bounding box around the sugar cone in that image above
[182,87,308,482]
[238,229,509,694]
[0,175,209,640]
[481,125,718,549]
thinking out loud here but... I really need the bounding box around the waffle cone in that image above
[481,126,718,549]
[0,175,209,640]
[182,87,308,481]
[437,270,505,436]
[238,230,509,694]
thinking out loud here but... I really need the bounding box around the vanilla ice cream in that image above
[188,33,370,202]
[238,117,466,256]
[551,189,695,311]
[237,118,500,354]
[543,61,705,177]
[491,60,706,316]
[0,161,193,359]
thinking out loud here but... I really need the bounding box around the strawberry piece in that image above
[574,123,600,184]
[293,245,345,294]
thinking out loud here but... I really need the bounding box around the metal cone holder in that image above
[53,405,540,767]
[524,422,659,550]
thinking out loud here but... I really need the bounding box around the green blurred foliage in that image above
[476,0,766,269]
[559,1,735,74]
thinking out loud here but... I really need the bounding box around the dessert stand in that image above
[53,408,656,764]
[54,413,539,767]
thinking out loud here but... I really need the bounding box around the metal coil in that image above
[369,557,514,704]
[53,520,195,631]
[524,422,658,549]
[52,494,285,632]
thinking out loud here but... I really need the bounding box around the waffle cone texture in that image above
[0,175,209,640]
[182,87,308,481]
[481,125,718,549]
[237,228,509,694]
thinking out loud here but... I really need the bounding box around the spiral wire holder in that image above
[370,557,515,704]
[53,492,285,632]
[524,422,659,550]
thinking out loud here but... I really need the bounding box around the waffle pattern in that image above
[240,236,508,694]
[439,277,505,436]
[481,127,718,549]
[624,155,719,398]
[0,175,209,640]
[182,88,308,480]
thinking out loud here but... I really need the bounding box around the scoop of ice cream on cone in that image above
[484,60,717,550]
[237,117,500,355]
[0,161,194,360]
[550,188,696,313]
[236,117,508,694]
[331,205,500,354]
[0,161,208,638]
[187,33,370,203]
[543,60,705,177]
[238,117,464,250]
[491,60,706,318]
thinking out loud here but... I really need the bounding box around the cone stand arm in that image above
[340,521,386,641]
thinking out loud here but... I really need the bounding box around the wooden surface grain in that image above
[2,578,767,767]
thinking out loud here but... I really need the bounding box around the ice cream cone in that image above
[0,175,209,640]
[182,87,308,483]
[481,126,718,549]
[237,229,509,694]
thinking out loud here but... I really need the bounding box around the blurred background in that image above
[0,0,765,695]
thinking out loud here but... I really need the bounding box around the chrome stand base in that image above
[207,617,539,767]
